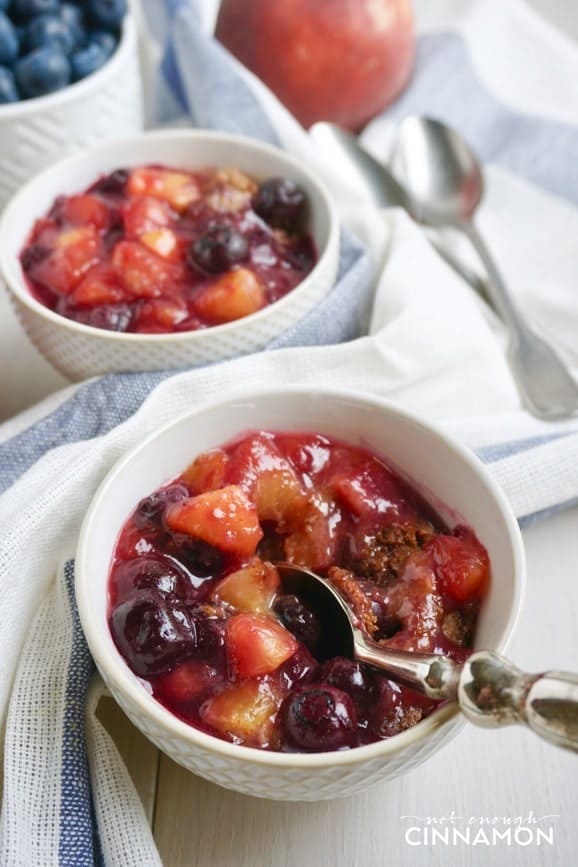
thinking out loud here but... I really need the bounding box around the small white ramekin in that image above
[0,14,143,211]
[0,130,340,381]
[76,387,525,802]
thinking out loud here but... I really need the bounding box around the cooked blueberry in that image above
[89,29,117,59]
[171,537,225,581]
[370,677,432,739]
[111,592,197,677]
[15,46,71,98]
[91,168,128,196]
[134,483,189,530]
[253,178,306,231]
[0,65,19,103]
[88,0,126,31]
[0,13,19,66]
[280,685,357,752]
[273,594,320,652]
[189,224,249,274]
[21,243,50,270]
[112,554,195,605]
[73,302,133,331]
[318,657,374,703]
[25,13,81,54]
[70,40,108,81]
[278,646,318,690]
[193,613,226,658]
[11,0,59,22]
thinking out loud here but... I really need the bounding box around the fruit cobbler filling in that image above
[108,431,490,753]
[21,167,316,333]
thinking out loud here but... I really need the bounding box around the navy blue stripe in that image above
[58,561,100,867]
[384,33,578,207]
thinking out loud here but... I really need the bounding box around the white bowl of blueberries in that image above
[0,0,143,207]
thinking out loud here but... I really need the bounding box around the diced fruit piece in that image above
[123,196,173,239]
[70,264,126,306]
[279,684,357,751]
[110,592,197,677]
[59,194,110,229]
[141,228,178,259]
[165,485,263,558]
[214,559,280,613]
[112,240,181,299]
[200,678,284,747]
[226,612,297,679]
[155,660,221,705]
[135,297,188,331]
[193,267,265,323]
[426,528,490,602]
[127,167,200,211]
[181,449,230,495]
[28,225,100,294]
[284,493,341,573]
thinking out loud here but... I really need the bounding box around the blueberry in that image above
[280,685,358,752]
[88,0,126,32]
[91,168,128,196]
[70,40,108,81]
[112,554,195,606]
[134,483,189,531]
[15,45,70,98]
[21,242,50,270]
[253,178,306,231]
[25,13,81,54]
[0,65,18,102]
[189,224,249,274]
[59,2,85,31]
[89,29,117,59]
[68,302,134,331]
[111,592,198,677]
[11,0,60,22]
[0,13,19,66]
[273,594,320,652]
[318,657,375,704]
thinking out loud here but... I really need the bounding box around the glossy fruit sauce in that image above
[20,167,317,334]
[108,431,490,753]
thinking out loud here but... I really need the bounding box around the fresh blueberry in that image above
[0,13,19,66]
[59,2,84,31]
[70,40,108,81]
[88,0,126,32]
[25,13,81,54]
[15,45,70,98]
[253,178,306,231]
[189,224,249,274]
[0,65,19,103]
[89,29,117,59]
[11,0,60,23]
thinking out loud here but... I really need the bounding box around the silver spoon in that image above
[391,116,578,421]
[276,562,578,753]
[310,120,497,311]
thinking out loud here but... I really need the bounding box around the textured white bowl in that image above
[0,14,143,210]
[0,130,340,381]
[76,387,525,801]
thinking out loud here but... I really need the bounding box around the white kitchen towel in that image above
[2,0,578,863]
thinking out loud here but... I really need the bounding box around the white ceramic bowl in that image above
[0,130,340,381]
[0,14,143,211]
[76,387,525,801]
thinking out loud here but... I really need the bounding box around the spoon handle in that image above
[459,220,578,420]
[458,651,578,752]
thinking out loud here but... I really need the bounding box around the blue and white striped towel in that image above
[1,0,578,863]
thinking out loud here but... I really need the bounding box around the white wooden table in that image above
[1,2,577,864]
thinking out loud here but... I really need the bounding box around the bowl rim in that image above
[0,129,339,344]
[75,384,526,770]
[0,13,136,120]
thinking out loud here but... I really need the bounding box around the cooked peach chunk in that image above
[214,559,280,613]
[71,265,126,306]
[112,241,180,299]
[123,196,173,239]
[127,167,200,211]
[284,493,341,573]
[227,613,297,679]
[200,679,284,746]
[181,449,230,495]
[165,485,263,558]
[140,228,178,259]
[194,268,266,323]
[30,226,100,294]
